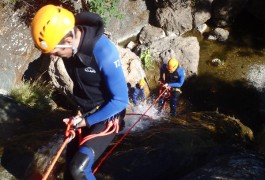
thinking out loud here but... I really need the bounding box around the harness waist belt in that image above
[171,88,182,93]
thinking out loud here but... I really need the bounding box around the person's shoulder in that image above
[93,35,119,66]
[179,66,185,71]
[161,63,167,69]
[94,35,118,56]
[95,35,115,49]
[134,87,140,92]
[177,66,186,75]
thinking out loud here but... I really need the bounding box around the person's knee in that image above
[70,147,95,179]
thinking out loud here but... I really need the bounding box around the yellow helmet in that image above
[31,5,75,53]
[167,58,179,72]
[139,79,145,87]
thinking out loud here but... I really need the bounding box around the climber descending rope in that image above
[42,87,169,179]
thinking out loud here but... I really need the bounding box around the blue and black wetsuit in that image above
[63,12,128,180]
[158,63,185,116]
[132,84,145,105]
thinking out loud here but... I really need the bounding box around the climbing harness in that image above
[158,83,182,112]
[159,86,171,99]
[79,117,120,146]
[158,83,171,111]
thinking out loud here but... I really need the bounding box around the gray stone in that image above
[106,0,150,44]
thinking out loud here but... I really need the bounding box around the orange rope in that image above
[92,87,168,174]
[42,125,75,180]
[79,118,119,146]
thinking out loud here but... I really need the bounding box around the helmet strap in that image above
[71,28,77,55]
[54,29,77,55]
[55,44,72,48]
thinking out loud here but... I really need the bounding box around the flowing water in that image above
[198,12,265,84]
[122,101,169,133]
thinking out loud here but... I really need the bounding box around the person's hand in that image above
[76,118,87,128]
[63,115,82,126]
[163,83,169,88]
[63,115,86,128]
[163,83,171,90]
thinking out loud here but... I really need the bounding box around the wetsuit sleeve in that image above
[168,67,186,88]
[140,88,145,100]
[132,88,140,105]
[85,35,128,126]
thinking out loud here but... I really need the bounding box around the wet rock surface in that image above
[95,112,260,180]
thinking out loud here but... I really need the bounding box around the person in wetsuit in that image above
[31,5,128,179]
[157,58,185,117]
[132,79,146,106]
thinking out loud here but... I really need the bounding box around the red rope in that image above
[125,113,153,120]
[42,123,75,180]
[92,88,168,174]
[79,119,119,146]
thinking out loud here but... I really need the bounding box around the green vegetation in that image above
[190,0,197,7]
[140,49,154,70]
[9,80,54,111]
[86,0,123,25]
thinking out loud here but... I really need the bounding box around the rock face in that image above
[208,27,230,41]
[96,111,260,180]
[137,34,200,77]
[155,0,193,35]
[211,0,248,27]
[192,0,213,28]
[118,47,147,87]
[138,24,166,45]
[182,152,265,179]
[105,0,150,44]
[0,5,40,94]
[0,94,35,139]
[48,56,76,105]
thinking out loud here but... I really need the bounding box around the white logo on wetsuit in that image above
[84,67,96,73]
[113,59,121,68]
